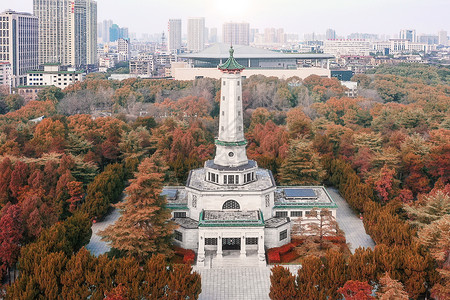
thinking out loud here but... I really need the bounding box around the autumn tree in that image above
[279,140,325,185]
[100,156,176,260]
[377,272,409,300]
[0,204,23,282]
[269,265,297,300]
[4,94,24,111]
[405,190,450,227]
[66,181,84,213]
[418,215,450,299]
[337,280,374,300]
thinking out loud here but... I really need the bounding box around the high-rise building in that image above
[263,28,285,44]
[250,28,259,43]
[223,22,250,46]
[0,10,39,87]
[101,19,113,43]
[168,19,182,53]
[109,24,120,42]
[438,30,448,46]
[399,29,416,42]
[117,38,130,61]
[187,17,205,52]
[209,27,218,43]
[33,0,97,68]
[325,28,336,40]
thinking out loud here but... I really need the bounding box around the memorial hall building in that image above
[164,47,337,266]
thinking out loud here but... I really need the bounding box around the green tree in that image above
[279,140,325,185]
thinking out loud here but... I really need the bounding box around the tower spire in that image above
[218,45,244,73]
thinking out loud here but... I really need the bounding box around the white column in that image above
[240,235,246,257]
[197,233,205,266]
[258,233,266,263]
[217,234,223,258]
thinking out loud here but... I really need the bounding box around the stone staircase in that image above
[203,250,266,269]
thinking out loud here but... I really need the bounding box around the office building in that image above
[168,19,182,53]
[0,10,39,87]
[222,22,250,46]
[33,0,97,68]
[323,39,371,56]
[399,29,416,42]
[187,17,205,52]
[27,64,85,89]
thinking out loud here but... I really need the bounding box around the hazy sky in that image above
[2,0,449,37]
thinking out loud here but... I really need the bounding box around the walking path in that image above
[328,187,376,253]
[85,208,121,256]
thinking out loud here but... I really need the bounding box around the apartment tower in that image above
[168,19,182,53]
[0,10,39,87]
[33,0,97,68]
[187,17,205,52]
[223,22,250,46]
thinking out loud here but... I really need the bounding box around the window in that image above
[246,237,258,245]
[275,211,288,218]
[238,111,241,116]
[237,81,240,86]
[235,175,239,184]
[279,229,287,241]
[222,96,225,101]
[223,81,226,86]
[222,111,224,116]
[174,212,186,218]
[174,230,183,242]
[224,175,227,184]
[192,195,197,208]
[291,211,303,217]
[228,175,235,184]
[265,195,270,207]
[238,96,240,100]
[222,200,240,210]
[221,126,224,131]
[205,238,217,245]
[208,172,211,181]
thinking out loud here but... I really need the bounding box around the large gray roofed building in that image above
[178,43,334,69]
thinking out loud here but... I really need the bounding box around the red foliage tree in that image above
[9,161,29,199]
[0,204,24,280]
[67,181,84,212]
[338,280,375,300]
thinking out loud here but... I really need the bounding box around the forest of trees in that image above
[0,63,448,298]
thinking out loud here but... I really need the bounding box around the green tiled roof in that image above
[218,46,245,71]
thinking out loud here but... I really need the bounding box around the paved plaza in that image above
[85,187,375,299]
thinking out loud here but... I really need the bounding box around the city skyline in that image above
[4,0,449,37]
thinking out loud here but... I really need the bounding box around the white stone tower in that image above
[203,46,259,187]
[214,46,248,167]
